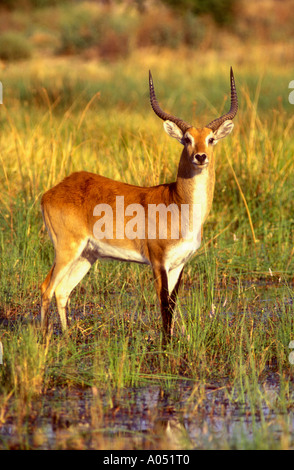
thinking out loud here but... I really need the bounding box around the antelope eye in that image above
[184,136,191,145]
[208,137,215,144]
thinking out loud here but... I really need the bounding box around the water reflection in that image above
[1,380,293,449]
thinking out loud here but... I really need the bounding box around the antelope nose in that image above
[195,153,207,165]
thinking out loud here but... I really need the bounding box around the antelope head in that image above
[149,67,238,172]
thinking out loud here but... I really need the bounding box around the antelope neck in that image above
[174,158,216,224]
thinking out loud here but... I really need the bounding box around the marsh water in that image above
[1,375,294,450]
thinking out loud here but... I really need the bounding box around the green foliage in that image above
[0,32,32,61]
[0,1,238,63]
[161,0,236,25]
[57,5,103,54]
[57,4,137,58]
[0,0,65,9]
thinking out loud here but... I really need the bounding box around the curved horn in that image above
[149,70,192,134]
[206,67,238,132]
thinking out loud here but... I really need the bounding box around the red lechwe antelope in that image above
[41,67,238,341]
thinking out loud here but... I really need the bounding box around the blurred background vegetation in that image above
[0,0,293,113]
[0,0,293,62]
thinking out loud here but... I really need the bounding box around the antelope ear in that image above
[213,120,234,141]
[163,120,184,144]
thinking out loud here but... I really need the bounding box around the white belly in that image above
[82,238,149,265]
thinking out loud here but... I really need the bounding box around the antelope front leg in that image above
[153,264,183,343]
